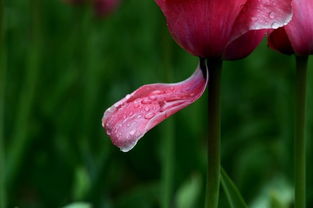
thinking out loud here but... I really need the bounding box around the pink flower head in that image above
[155,0,292,59]
[268,0,313,55]
[102,0,293,152]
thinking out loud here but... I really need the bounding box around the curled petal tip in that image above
[102,65,208,152]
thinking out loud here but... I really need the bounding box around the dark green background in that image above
[1,0,313,207]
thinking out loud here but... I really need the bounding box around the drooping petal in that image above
[155,0,247,58]
[223,30,265,60]
[102,65,208,152]
[283,0,313,55]
[268,27,294,55]
[231,0,292,39]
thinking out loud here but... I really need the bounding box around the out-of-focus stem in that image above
[294,55,308,208]
[161,26,175,208]
[7,0,42,187]
[0,0,7,206]
[206,59,223,208]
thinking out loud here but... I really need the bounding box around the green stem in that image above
[161,27,174,208]
[7,0,42,187]
[206,59,223,208]
[294,55,308,208]
[0,0,7,206]
[161,118,175,208]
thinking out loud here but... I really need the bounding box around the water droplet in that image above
[152,90,163,95]
[141,98,151,104]
[106,130,111,136]
[190,93,195,97]
[271,22,280,29]
[145,112,155,119]
[129,112,134,116]
[269,12,275,19]
[137,115,142,119]
[126,94,131,99]
[129,129,136,136]
[114,103,119,108]
[144,107,150,112]
[149,95,157,100]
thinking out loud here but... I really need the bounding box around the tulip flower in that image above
[268,0,313,55]
[268,1,312,207]
[103,0,292,152]
[102,0,292,207]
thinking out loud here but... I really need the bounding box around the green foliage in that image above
[221,168,248,208]
[1,0,313,207]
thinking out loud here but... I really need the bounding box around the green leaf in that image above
[221,168,248,208]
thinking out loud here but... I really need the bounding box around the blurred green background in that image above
[1,0,313,207]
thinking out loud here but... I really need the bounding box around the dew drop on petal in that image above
[271,22,280,29]
[129,129,136,136]
[145,112,155,119]
[141,98,151,104]
[144,107,150,112]
[152,90,163,95]
[149,95,157,100]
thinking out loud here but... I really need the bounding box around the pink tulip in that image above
[155,0,292,59]
[102,0,292,152]
[268,0,313,55]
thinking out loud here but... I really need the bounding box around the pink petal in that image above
[268,27,294,55]
[102,65,208,152]
[283,0,313,55]
[223,30,265,60]
[155,0,247,58]
[232,0,292,39]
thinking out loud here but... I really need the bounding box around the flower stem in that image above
[294,55,308,208]
[206,59,223,208]
[0,0,7,206]
[161,26,174,208]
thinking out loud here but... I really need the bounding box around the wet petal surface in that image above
[102,66,207,152]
